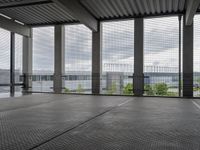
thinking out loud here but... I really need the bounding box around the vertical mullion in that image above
[10,32,15,95]
[178,15,182,97]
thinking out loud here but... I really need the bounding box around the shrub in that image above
[154,83,168,96]
[123,83,133,95]
[144,85,154,96]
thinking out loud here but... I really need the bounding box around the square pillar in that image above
[92,24,101,94]
[54,25,65,93]
[22,30,32,93]
[183,16,193,97]
[134,18,144,96]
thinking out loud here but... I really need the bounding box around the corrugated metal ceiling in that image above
[0,3,77,25]
[80,0,186,20]
[0,0,199,26]
[0,0,25,4]
[0,0,78,25]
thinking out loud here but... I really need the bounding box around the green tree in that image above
[76,84,84,93]
[123,83,133,95]
[154,83,168,96]
[144,85,154,96]
[107,82,117,94]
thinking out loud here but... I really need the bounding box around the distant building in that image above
[103,63,178,73]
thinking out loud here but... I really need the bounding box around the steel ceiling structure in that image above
[81,0,186,19]
[0,0,199,28]
[0,0,77,25]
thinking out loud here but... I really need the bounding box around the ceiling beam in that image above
[0,0,52,9]
[185,0,200,25]
[0,15,31,37]
[52,0,98,32]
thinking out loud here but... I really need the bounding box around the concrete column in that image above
[22,29,32,93]
[183,16,193,97]
[134,18,144,96]
[92,24,101,94]
[54,25,65,93]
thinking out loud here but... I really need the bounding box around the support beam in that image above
[0,15,31,37]
[52,0,98,32]
[22,30,33,93]
[0,0,51,9]
[185,0,200,26]
[92,24,101,94]
[10,32,15,96]
[183,16,193,97]
[54,25,65,94]
[134,18,144,96]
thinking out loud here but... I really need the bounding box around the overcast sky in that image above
[0,15,200,72]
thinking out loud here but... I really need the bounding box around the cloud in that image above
[144,17,179,53]
[144,48,179,68]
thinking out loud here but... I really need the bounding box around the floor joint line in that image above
[29,98,133,150]
[192,100,200,110]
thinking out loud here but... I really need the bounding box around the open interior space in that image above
[1,0,200,149]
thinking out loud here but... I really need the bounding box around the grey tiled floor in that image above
[0,94,200,150]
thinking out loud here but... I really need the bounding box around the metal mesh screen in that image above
[101,20,134,95]
[194,15,200,97]
[32,27,54,92]
[144,17,179,97]
[0,28,10,93]
[64,25,92,94]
